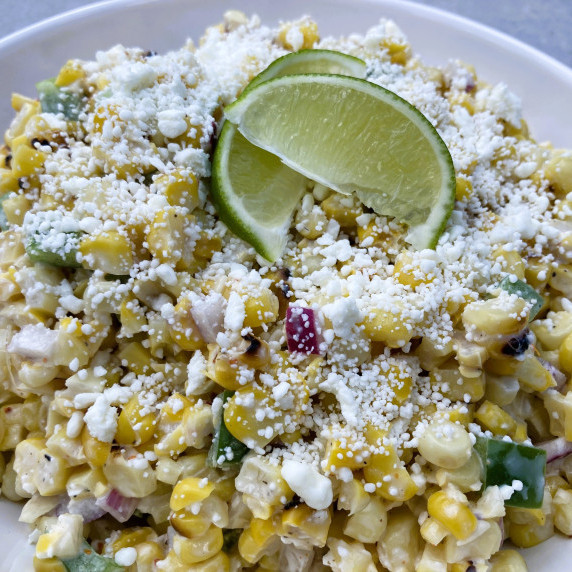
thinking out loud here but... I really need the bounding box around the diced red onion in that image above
[95,489,138,523]
[538,437,572,463]
[65,496,107,523]
[285,306,323,355]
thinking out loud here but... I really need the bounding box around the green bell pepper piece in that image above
[499,276,544,321]
[475,436,546,508]
[26,231,83,268]
[208,390,250,468]
[37,78,84,121]
[62,541,124,572]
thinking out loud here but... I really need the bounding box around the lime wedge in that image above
[211,49,367,261]
[224,74,456,249]
[244,49,366,93]
[211,122,307,261]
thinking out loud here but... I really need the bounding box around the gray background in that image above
[0,0,571,68]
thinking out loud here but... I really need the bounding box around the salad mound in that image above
[0,10,571,571]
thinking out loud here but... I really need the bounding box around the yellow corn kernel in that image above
[543,390,572,441]
[429,363,485,402]
[116,395,156,446]
[337,479,370,515]
[243,287,279,328]
[223,386,284,449]
[420,516,449,546]
[33,556,66,572]
[551,265,572,299]
[111,527,155,552]
[194,231,222,261]
[168,296,205,351]
[381,38,411,65]
[119,295,147,336]
[160,394,195,424]
[170,509,211,539]
[455,175,472,201]
[5,101,41,144]
[11,144,46,178]
[427,491,477,540]
[506,505,546,526]
[11,93,36,112]
[515,354,557,392]
[103,450,157,498]
[170,477,214,512]
[172,527,223,565]
[282,505,331,547]
[559,331,572,374]
[322,437,367,472]
[393,251,436,288]
[377,507,420,571]
[544,151,572,197]
[531,311,572,350]
[508,518,554,548]
[360,307,412,347]
[474,400,517,437]
[117,341,152,375]
[79,230,133,275]
[492,247,525,280]
[417,420,472,469]
[55,60,86,87]
[147,207,187,266]
[1,193,31,225]
[343,496,387,543]
[462,297,529,335]
[0,168,19,195]
[238,527,279,565]
[277,19,319,50]
[81,426,111,467]
[155,549,187,572]
[320,193,363,228]
[489,549,527,571]
[183,552,230,572]
[156,170,199,211]
[206,349,243,391]
[0,403,26,451]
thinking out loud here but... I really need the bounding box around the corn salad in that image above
[0,11,571,571]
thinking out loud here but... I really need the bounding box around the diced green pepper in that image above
[208,390,250,468]
[0,193,9,231]
[499,276,544,321]
[62,541,124,572]
[475,436,546,508]
[36,78,84,121]
[26,231,82,268]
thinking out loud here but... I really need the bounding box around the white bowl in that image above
[1,1,571,570]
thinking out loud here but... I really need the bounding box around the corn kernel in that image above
[474,400,517,437]
[55,60,86,87]
[156,170,199,211]
[79,230,133,275]
[172,527,223,565]
[360,307,412,347]
[116,395,156,446]
[170,477,214,511]
[427,491,477,540]
[81,426,111,467]
[11,144,46,178]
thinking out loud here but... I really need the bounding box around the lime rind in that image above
[211,122,307,261]
[224,73,456,249]
[244,49,366,93]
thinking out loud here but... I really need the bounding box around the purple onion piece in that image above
[66,496,107,523]
[538,437,572,463]
[285,306,323,355]
[95,489,138,523]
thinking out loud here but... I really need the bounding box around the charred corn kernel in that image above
[155,170,199,211]
[393,251,436,288]
[360,307,412,347]
[337,479,370,515]
[11,144,45,178]
[111,527,155,552]
[420,516,449,546]
[33,556,66,571]
[116,395,156,446]
[172,527,223,565]
[117,341,152,375]
[79,230,133,275]
[544,151,572,197]
[531,311,572,350]
[489,549,527,571]
[243,287,279,328]
[238,527,279,565]
[224,386,284,449]
[462,297,529,335]
[170,509,211,538]
[475,400,517,437]
[168,296,205,351]
[206,350,243,391]
[81,426,111,467]
[277,19,319,50]
[322,437,367,472]
[559,331,572,373]
[282,505,331,547]
[492,247,525,279]
[320,193,363,228]
[455,175,472,201]
[237,336,271,369]
[2,193,31,225]
[170,477,214,511]
[427,491,477,540]
[55,59,86,86]
[418,420,472,469]
[343,496,387,543]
